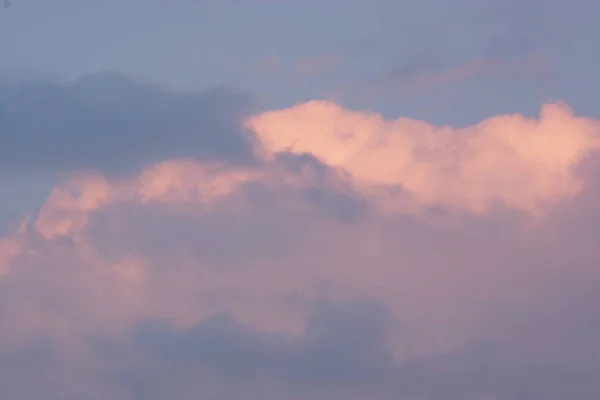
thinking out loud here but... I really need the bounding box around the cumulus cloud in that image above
[1,98,600,398]
[247,100,600,214]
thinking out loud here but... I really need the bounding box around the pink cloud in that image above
[0,100,600,398]
[247,100,600,215]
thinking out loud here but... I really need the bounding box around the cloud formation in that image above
[1,97,600,399]
[247,100,600,214]
[371,52,551,103]
[0,72,256,176]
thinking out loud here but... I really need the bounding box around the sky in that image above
[0,0,600,398]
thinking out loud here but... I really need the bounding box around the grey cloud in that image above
[0,343,57,400]
[272,152,369,221]
[2,295,599,399]
[121,300,393,399]
[110,294,600,399]
[0,71,256,176]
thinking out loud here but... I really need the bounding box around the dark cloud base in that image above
[0,71,257,176]
[2,298,597,399]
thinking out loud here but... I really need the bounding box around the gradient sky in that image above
[1,1,600,399]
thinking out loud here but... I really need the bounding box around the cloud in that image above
[371,53,552,101]
[247,100,600,214]
[1,98,600,398]
[0,71,256,176]
[121,300,391,399]
[293,53,340,76]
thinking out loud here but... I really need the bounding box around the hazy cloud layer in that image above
[1,93,600,398]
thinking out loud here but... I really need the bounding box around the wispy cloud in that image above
[369,53,552,101]
[293,53,341,76]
